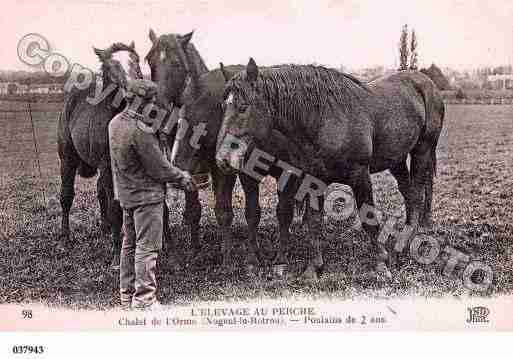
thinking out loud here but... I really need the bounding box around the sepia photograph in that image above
[1,1,512,346]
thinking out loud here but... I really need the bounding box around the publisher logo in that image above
[466,306,490,324]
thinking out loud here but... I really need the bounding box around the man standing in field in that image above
[108,79,195,310]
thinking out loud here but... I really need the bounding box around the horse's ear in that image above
[149,29,157,43]
[220,62,230,82]
[180,31,194,47]
[220,62,238,82]
[246,57,259,83]
[93,47,107,62]
[129,41,135,49]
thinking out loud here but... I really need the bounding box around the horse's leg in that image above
[99,166,122,270]
[389,160,414,225]
[420,148,436,228]
[300,200,325,281]
[211,167,237,271]
[97,176,110,234]
[388,160,416,269]
[238,174,262,275]
[410,143,435,229]
[162,199,182,272]
[349,166,391,278]
[272,177,297,278]
[162,202,171,250]
[59,158,78,247]
[183,190,202,258]
[421,176,434,228]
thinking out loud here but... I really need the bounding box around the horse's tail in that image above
[412,74,445,178]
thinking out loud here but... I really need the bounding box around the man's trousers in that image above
[120,201,164,309]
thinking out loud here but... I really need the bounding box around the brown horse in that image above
[58,42,142,268]
[216,59,445,280]
[171,62,301,275]
[144,29,210,257]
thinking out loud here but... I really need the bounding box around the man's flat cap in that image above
[127,79,158,100]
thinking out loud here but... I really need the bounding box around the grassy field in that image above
[441,89,513,100]
[0,100,512,309]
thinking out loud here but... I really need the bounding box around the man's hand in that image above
[174,169,196,192]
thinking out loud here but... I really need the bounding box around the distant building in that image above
[17,84,29,93]
[487,74,513,90]
[27,83,63,94]
[0,82,63,95]
[0,82,28,94]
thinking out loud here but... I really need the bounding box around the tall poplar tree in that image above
[398,24,409,71]
[409,29,419,70]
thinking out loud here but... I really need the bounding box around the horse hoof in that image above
[59,231,69,242]
[376,262,392,280]
[59,233,73,251]
[246,264,259,279]
[387,253,398,270]
[299,264,319,282]
[110,255,120,271]
[420,218,434,229]
[219,259,236,275]
[272,264,287,279]
[315,264,326,278]
[165,253,182,272]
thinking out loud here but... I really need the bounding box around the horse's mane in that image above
[186,43,209,74]
[226,65,370,122]
[107,42,137,57]
[64,40,139,117]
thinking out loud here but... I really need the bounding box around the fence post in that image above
[27,103,46,204]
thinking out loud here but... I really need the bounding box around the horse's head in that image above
[216,58,273,174]
[93,41,141,90]
[171,63,244,174]
[145,29,193,112]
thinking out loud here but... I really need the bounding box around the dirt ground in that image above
[0,101,512,309]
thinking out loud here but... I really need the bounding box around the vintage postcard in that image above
[1,0,512,348]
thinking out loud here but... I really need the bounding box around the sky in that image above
[1,0,513,73]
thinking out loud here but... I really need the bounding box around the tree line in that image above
[0,70,66,85]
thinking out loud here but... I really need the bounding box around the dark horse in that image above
[58,42,142,268]
[216,59,445,280]
[170,61,301,275]
[144,29,209,257]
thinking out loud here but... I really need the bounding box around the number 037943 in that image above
[12,345,45,354]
